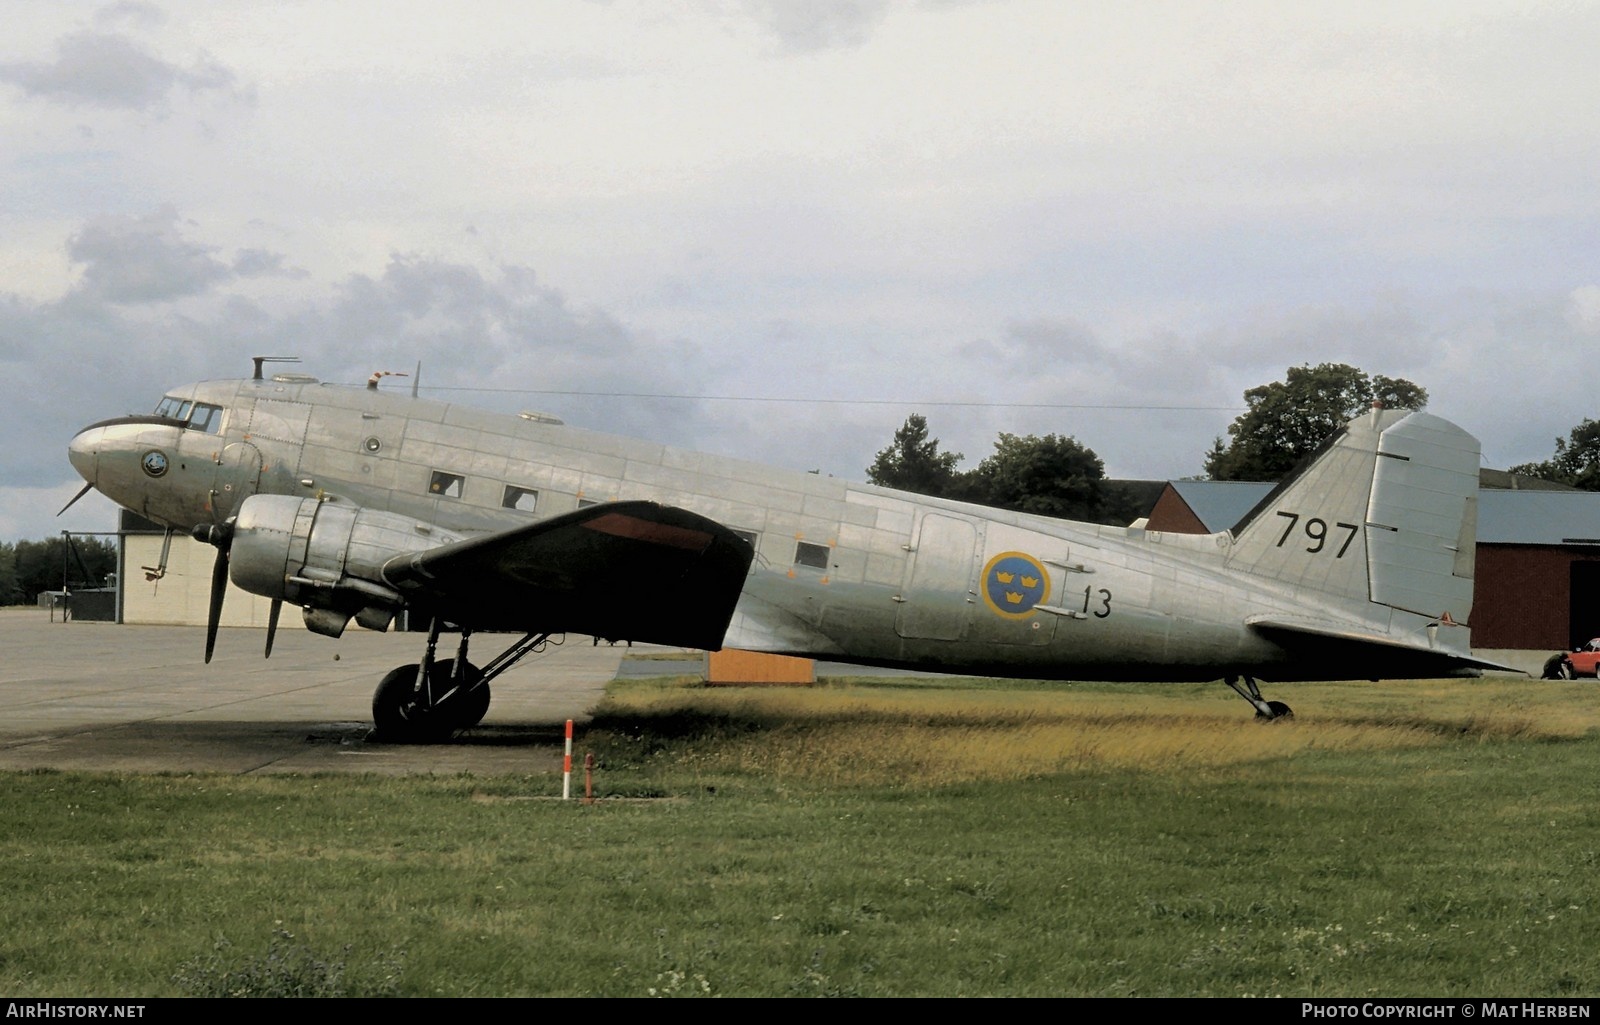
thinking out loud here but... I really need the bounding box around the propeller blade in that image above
[204,545,229,664]
[57,482,95,517]
[192,519,236,665]
[264,599,282,659]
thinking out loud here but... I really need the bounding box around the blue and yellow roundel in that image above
[981,551,1051,619]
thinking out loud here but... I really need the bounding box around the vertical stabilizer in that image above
[1225,409,1481,623]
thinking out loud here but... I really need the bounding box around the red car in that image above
[1543,639,1600,679]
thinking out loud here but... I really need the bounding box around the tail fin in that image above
[1225,406,1480,624]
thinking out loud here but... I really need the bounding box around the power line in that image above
[407,385,1244,413]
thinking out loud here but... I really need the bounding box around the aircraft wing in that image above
[1246,615,1521,678]
[381,501,755,650]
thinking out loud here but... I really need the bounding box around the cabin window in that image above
[577,498,599,508]
[428,471,465,499]
[794,540,831,570]
[503,485,538,511]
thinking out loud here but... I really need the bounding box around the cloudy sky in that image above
[5,0,1599,541]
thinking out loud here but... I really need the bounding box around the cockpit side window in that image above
[154,396,225,433]
[188,403,224,434]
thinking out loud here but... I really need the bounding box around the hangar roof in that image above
[1162,481,1270,533]
[1478,491,1600,546]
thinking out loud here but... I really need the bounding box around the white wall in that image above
[123,534,301,630]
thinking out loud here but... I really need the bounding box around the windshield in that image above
[154,396,191,420]
[153,395,225,434]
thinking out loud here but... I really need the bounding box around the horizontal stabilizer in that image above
[1247,615,1519,677]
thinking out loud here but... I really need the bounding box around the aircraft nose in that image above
[67,426,100,485]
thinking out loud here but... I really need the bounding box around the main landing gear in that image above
[1224,675,1293,721]
[371,621,558,743]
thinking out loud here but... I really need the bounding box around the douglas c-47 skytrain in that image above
[65,359,1505,741]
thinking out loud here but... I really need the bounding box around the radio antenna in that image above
[250,356,301,381]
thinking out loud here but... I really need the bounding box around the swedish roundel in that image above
[981,551,1051,619]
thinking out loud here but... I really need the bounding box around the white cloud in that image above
[2,1,1599,540]
[67,206,233,303]
[0,28,244,111]
[739,0,893,53]
[1568,285,1600,334]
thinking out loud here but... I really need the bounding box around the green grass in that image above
[1,674,1599,996]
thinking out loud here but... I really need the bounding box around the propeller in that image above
[57,482,95,517]
[192,521,234,664]
[265,599,281,659]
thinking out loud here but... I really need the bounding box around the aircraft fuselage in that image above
[68,373,1481,684]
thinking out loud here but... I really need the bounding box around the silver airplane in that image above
[65,359,1501,741]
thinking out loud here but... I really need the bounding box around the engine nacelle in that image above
[228,494,463,636]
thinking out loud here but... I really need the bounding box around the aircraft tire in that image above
[371,664,454,744]
[457,681,491,728]
[433,659,490,728]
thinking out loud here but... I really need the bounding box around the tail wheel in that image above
[1254,700,1294,721]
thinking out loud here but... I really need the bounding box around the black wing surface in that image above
[382,501,755,650]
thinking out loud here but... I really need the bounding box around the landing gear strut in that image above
[1224,675,1293,721]
[371,621,557,743]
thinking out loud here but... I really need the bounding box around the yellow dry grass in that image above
[596,676,1600,785]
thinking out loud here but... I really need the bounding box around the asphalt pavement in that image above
[0,610,663,776]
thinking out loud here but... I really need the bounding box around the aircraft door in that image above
[210,441,263,522]
[896,514,979,640]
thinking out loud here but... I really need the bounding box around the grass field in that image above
[1,670,1597,997]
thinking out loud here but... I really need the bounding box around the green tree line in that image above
[867,359,1600,525]
[1510,419,1600,490]
[867,363,1441,522]
[0,536,117,606]
[865,415,1153,525]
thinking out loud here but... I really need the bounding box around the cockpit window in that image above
[153,396,225,433]
[188,403,223,434]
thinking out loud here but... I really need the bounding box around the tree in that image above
[866,416,1116,522]
[6,536,117,605]
[968,432,1106,520]
[1510,418,1600,490]
[0,542,17,605]
[866,414,963,497]
[1204,363,1428,481]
